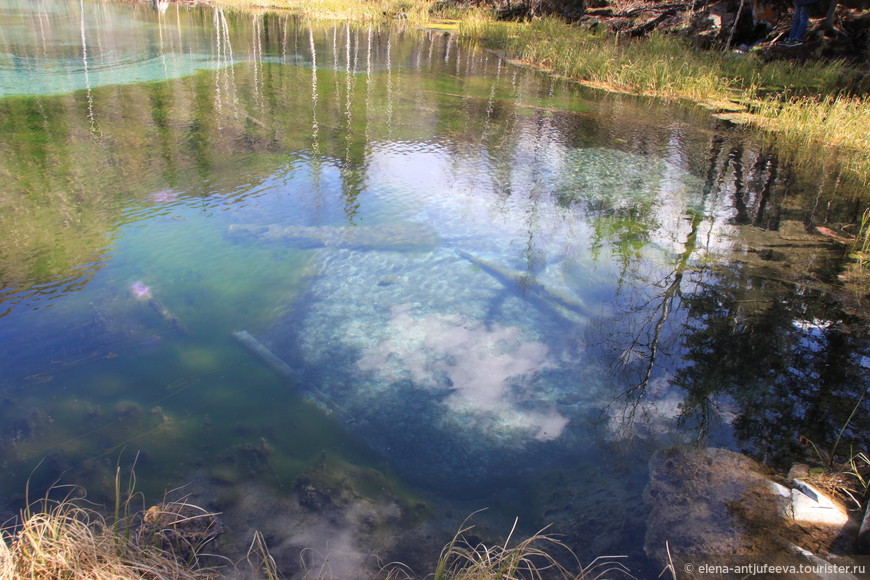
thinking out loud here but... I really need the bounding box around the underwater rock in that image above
[291,460,411,533]
[645,446,780,563]
[295,474,336,513]
[644,447,858,577]
[219,438,275,478]
[3,410,53,447]
[227,222,441,252]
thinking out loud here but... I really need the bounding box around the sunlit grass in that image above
[0,490,220,579]
[454,16,869,185]
[747,93,870,184]
[457,17,856,100]
[458,19,728,98]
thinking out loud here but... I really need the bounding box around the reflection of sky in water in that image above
[364,140,721,261]
[357,304,568,442]
[257,131,722,489]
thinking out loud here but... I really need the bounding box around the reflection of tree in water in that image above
[592,127,870,459]
[700,131,784,230]
[674,269,870,467]
[598,208,700,444]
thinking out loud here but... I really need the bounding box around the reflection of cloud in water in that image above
[357,304,568,442]
[287,504,397,578]
[606,377,684,443]
[606,376,737,444]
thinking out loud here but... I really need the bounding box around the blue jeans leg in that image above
[788,4,810,41]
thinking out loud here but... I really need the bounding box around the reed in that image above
[745,93,870,184]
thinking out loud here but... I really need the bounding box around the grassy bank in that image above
[1,491,628,579]
[208,0,869,188]
[455,16,869,186]
[0,492,222,579]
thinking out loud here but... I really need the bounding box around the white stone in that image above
[780,480,849,526]
[767,480,791,499]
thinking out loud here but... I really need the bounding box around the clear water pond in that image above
[0,0,868,575]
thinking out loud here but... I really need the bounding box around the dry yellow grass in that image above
[0,490,221,580]
[1,499,635,580]
[382,511,635,580]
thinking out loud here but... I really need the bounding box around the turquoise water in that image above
[0,0,868,574]
[0,0,239,96]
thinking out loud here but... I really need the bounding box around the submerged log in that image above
[227,222,440,252]
[231,330,300,382]
[130,281,187,334]
[147,298,187,334]
[231,330,349,421]
[455,249,593,319]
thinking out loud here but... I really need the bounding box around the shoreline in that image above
[201,0,868,190]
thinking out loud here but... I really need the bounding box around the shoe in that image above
[783,39,803,46]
